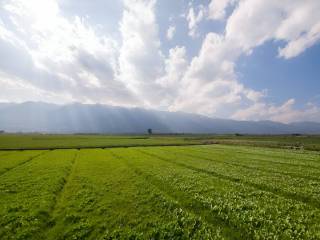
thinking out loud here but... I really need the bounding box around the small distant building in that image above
[147,128,152,134]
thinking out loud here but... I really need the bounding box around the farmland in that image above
[0,134,200,150]
[0,134,320,150]
[0,136,320,239]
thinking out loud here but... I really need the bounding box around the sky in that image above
[0,0,320,123]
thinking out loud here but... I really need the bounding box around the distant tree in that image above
[0,130,4,134]
[147,128,152,134]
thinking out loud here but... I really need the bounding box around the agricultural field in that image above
[0,134,200,150]
[196,135,320,151]
[0,134,320,151]
[0,139,320,239]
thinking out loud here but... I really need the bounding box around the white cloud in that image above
[166,25,175,40]
[171,0,320,121]
[278,23,320,59]
[225,0,320,58]
[0,71,74,103]
[208,0,238,20]
[0,0,138,106]
[170,33,256,117]
[118,0,165,107]
[232,99,320,123]
[157,46,188,106]
[0,0,319,123]
[186,5,205,38]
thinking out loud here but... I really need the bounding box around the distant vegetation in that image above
[0,134,320,151]
[193,134,320,151]
[0,134,200,150]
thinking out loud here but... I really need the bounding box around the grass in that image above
[0,134,200,150]
[0,134,320,151]
[192,134,320,151]
[0,150,77,239]
[0,139,320,239]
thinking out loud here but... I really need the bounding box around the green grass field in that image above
[0,135,320,239]
[0,134,200,150]
[0,134,320,150]
[198,135,320,151]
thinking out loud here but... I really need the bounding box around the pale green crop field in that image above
[0,134,199,150]
[1,134,320,151]
[0,144,320,239]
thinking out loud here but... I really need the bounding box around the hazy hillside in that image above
[0,102,319,134]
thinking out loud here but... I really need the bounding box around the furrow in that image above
[195,147,320,170]
[174,148,320,182]
[0,150,49,177]
[110,151,244,240]
[230,148,320,164]
[49,151,78,215]
[138,149,320,209]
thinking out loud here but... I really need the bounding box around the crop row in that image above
[144,146,320,207]
[197,145,320,167]
[0,150,77,240]
[0,150,45,175]
[1,146,320,239]
[45,149,226,239]
[111,147,320,239]
[188,147,320,181]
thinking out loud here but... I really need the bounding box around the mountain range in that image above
[0,102,319,134]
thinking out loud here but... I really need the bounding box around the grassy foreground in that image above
[0,143,320,239]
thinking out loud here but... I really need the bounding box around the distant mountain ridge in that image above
[0,102,319,134]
